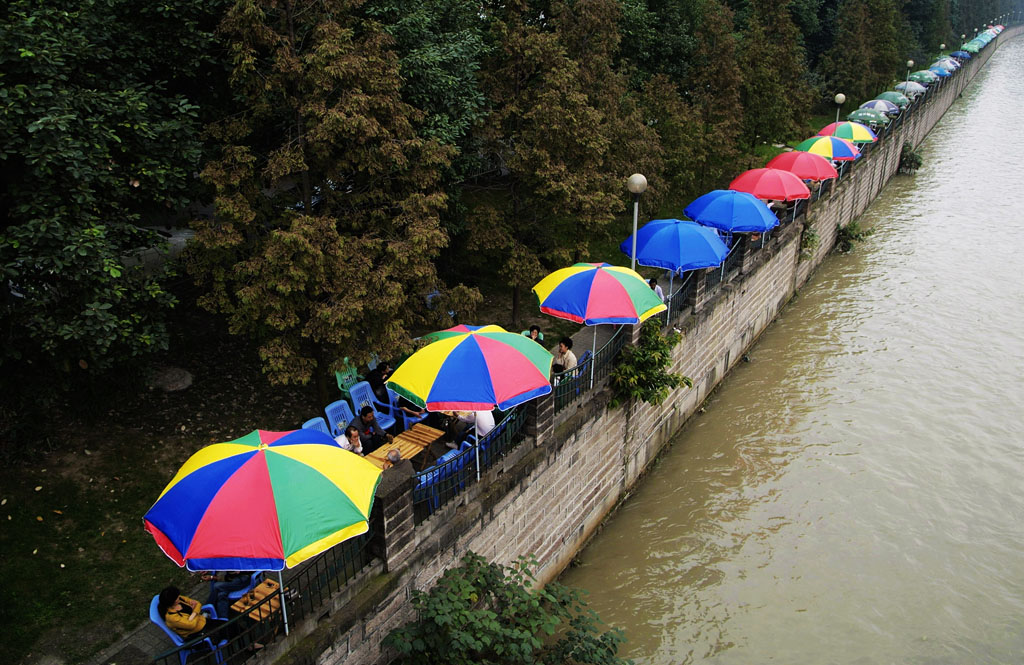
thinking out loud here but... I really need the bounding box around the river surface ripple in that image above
[561,36,1024,665]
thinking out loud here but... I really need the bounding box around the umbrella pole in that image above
[278,570,290,636]
[590,326,597,390]
[666,271,674,322]
[475,439,481,482]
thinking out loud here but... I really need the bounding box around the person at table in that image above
[649,278,665,302]
[365,362,392,402]
[524,325,543,342]
[336,425,364,455]
[349,405,391,453]
[551,337,577,375]
[457,410,495,439]
[159,585,229,639]
[199,571,253,619]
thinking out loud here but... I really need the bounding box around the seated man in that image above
[457,410,495,440]
[365,362,392,402]
[158,585,228,640]
[349,405,391,453]
[336,425,364,455]
[200,571,253,619]
[551,336,578,375]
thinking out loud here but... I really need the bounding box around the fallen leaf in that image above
[36,516,43,522]
[34,486,42,491]
[32,549,38,555]
[53,510,63,515]
[1,498,6,506]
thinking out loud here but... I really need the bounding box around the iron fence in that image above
[655,271,696,329]
[551,324,627,415]
[152,535,371,665]
[411,406,526,523]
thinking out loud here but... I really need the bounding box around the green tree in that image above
[820,0,903,104]
[737,0,813,146]
[0,0,221,422]
[467,0,630,324]
[189,0,471,403]
[384,551,632,665]
[610,318,689,407]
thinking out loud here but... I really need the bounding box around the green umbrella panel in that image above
[876,91,910,108]
[847,109,890,126]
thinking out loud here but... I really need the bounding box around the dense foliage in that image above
[610,318,690,407]
[384,551,632,665]
[3,0,1020,418]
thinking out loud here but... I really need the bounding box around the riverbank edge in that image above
[110,27,1019,665]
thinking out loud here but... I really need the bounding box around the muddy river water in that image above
[561,36,1024,665]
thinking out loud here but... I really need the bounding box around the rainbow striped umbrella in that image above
[817,121,877,143]
[144,428,380,572]
[794,135,861,161]
[386,324,552,411]
[532,262,666,326]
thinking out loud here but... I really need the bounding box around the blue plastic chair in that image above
[223,571,264,602]
[302,416,331,436]
[388,388,427,431]
[349,381,397,432]
[324,399,356,437]
[149,596,225,665]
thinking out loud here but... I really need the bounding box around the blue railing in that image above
[411,406,526,523]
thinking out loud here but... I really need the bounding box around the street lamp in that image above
[626,173,648,271]
[961,34,966,48]
[905,59,914,94]
[834,93,846,124]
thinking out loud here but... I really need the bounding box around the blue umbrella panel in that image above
[683,189,780,234]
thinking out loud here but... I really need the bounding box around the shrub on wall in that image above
[610,319,691,407]
[384,551,631,665]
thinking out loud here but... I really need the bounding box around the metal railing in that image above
[552,324,628,414]
[411,406,526,523]
[152,535,371,665]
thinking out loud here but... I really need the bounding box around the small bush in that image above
[835,220,872,252]
[899,141,923,173]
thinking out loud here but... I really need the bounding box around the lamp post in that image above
[834,93,846,124]
[626,173,647,271]
[961,33,966,49]
[905,59,914,95]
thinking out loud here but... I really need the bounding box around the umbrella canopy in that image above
[951,50,972,58]
[817,121,877,143]
[144,429,381,571]
[386,324,552,411]
[908,70,938,84]
[619,217,731,268]
[964,43,980,53]
[894,81,927,97]
[846,108,890,126]
[928,66,952,77]
[764,151,838,181]
[531,263,666,326]
[934,58,959,70]
[683,190,782,233]
[794,135,861,161]
[877,91,911,107]
[860,99,899,115]
[729,168,810,201]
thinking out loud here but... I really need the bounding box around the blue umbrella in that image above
[950,50,972,59]
[860,99,899,115]
[683,189,780,234]
[618,218,729,320]
[928,66,951,77]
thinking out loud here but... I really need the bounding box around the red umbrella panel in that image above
[728,168,811,201]
[764,151,838,181]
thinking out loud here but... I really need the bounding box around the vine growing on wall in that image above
[835,220,873,253]
[610,319,691,408]
[799,226,820,261]
[899,141,923,173]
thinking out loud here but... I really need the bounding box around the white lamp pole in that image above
[834,93,846,124]
[905,59,914,94]
[627,173,648,271]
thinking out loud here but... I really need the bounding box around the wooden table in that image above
[230,578,282,622]
[366,423,445,469]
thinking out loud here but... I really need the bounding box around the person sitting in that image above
[396,395,429,427]
[385,449,402,468]
[648,278,665,302]
[336,425,364,455]
[348,405,391,453]
[458,410,495,440]
[199,571,253,619]
[159,585,228,640]
[365,362,392,402]
[551,337,577,375]
[523,325,543,342]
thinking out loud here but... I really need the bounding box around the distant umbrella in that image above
[894,82,926,97]
[764,151,838,181]
[846,108,890,127]
[908,70,938,84]
[794,135,861,161]
[683,190,781,233]
[950,50,972,58]
[877,91,911,108]
[817,121,877,143]
[729,168,810,201]
[860,99,899,115]
[619,218,731,269]
[928,66,952,77]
